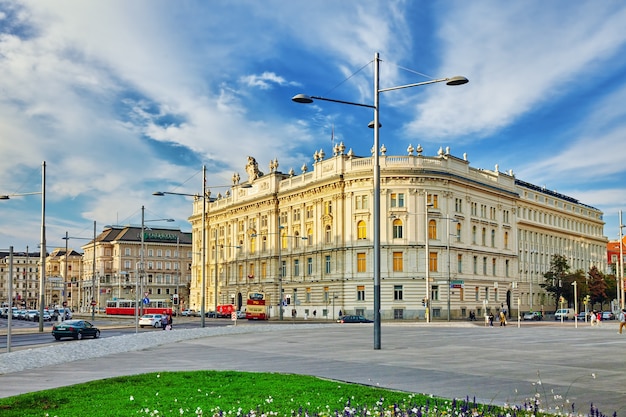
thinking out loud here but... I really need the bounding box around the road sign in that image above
[143,297,150,305]
[231,312,237,320]
[91,300,97,306]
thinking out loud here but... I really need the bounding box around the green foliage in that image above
[540,254,572,305]
[587,265,609,308]
[0,371,558,417]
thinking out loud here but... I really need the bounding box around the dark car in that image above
[337,315,373,323]
[52,320,100,340]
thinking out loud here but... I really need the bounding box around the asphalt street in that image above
[0,320,624,415]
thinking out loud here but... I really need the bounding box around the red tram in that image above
[105,299,173,315]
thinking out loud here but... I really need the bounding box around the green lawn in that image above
[0,370,565,417]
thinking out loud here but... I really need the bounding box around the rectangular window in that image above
[281,260,286,277]
[390,193,405,208]
[429,252,438,272]
[261,262,267,279]
[307,257,313,275]
[505,259,510,277]
[323,287,329,303]
[357,285,365,301]
[457,254,463,274]
[475,286,479,301]
[431,285,439,301]
[325,255,331,274]
[483,257,487,275]
[392,252,403,272]
[473,256,478,274]
[492,258,496,276]
[393,309,404,319]
[394,285,403,301]
[324,201,332,215]
[459,287,464,301]
[428,194,439,209]
[294,259,300,276]
[357,253,366,272]
[306,287,311,302]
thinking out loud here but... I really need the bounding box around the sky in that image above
[1,0,626,253]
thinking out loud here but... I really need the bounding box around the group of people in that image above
[486,310,508,327]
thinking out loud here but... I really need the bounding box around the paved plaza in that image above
[1,321,624,414]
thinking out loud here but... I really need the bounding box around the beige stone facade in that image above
[190,147,607,320]
[0,250,42,309]
[76,225,192,314]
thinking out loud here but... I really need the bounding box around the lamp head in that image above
[291,94,314,104]
[152,192,165,196]
[367,121,382,129]
[446,76,469,86]
[0,195,10,200]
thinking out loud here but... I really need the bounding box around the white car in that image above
[138,314,164,328]
[181,309,197,317]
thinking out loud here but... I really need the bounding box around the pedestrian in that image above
[499,310,507,326]
[167,313,173,330]
[597,311,602,326]
[338,309,343,318]
[313,309,317,318]
[618,309,626,334]
[589,310,597,326]
[161,312,168,330]
[488,312,494,327]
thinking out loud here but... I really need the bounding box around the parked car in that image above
[337,315,373,323]
[523,311,542,321]
[181,309,197,317]
[576,311,588,321]
[601,311,615,320]
[554,308,576,320]
[236,310,246,319]
[51,308,72,321]
[138,314,164,328]
[52,320,100,340]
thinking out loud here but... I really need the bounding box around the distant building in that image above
[188,146,606,320]
[78,225,192,313]
[0,249,42,309]
[46,247,83,310]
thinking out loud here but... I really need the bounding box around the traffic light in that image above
[422,298,426,307]
[173,294,179,305]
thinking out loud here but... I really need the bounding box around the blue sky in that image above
[1,0,626,252]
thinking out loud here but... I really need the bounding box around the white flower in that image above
[130,395,134,401]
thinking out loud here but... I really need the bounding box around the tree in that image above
[587,266,608,310]
[541,254,573,306]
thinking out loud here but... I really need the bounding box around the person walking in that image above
[589,310,597,326]
[499,310,507,326]
[161,312,168,330]
[488,312,494,327]
[618,309,626,334]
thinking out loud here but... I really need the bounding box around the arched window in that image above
[307,228,313,245]
[428,219,437,240]
[357,220,367,239]
[491,229,496,247]
[392,219,403,239]
[294,231,300,249]
[250,236,256,254]
[281,232,287,250]
[325,225,331,244]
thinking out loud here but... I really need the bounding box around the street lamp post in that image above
[154,167,250,327]
[293,52,467,349]
[61,222,97,320]
[139,205,174,316]
[1,161,47,332]
[619,210,624,310]
[446,217,458,322]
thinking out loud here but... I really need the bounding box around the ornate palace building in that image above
[190,145,607,320]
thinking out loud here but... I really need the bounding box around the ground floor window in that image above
[393,309,404,319]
